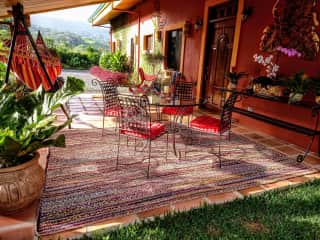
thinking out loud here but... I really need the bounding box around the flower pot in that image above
[289,92,304,103]
[0,152,45,215]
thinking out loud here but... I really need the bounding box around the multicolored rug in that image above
[37,128,316,236]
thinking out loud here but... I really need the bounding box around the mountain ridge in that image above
[30,15,110,49]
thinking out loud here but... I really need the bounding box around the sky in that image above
[32,4,100,23]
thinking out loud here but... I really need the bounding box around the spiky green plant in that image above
[0,76,85,168]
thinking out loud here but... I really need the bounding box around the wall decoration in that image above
[260,0,320,60]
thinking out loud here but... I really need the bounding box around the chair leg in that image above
[102,114,105,136]
[218,134,222,168]
[116,133,121,170]
[228,129,231,141]
[147,140,152,178]
[114,116,119,133]
[166,133,169,162]
[134,138,137,154]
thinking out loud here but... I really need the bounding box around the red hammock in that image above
[0,3,61,91]
[0,27,61,90]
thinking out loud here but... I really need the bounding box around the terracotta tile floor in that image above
[2,93,320,240]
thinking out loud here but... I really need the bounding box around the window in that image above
[143,34,153,52]
[111,42,116,53]
[166,29,183,70]
[130,38,135,66]
[116,40,122,51]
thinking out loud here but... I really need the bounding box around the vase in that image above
[0,152,45,215]
[289,92,303,103]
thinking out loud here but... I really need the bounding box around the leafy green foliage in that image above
[0,77,85,168]
[309,73,320,96]
[53,44,101,70]
[0,63,6,87]
[78,180,320,240]
[99,51,130,73]
[285,70,311,94]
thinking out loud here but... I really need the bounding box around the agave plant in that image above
[0,76,85,168]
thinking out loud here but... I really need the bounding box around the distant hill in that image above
[30,15,110,50]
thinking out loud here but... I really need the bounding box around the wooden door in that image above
[203,1,237,110]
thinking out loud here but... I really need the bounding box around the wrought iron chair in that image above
[188,92,240,167]
[92,78,120,135]
[162,81,194,125]
[116,94,168,178]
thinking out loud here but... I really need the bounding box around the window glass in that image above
[144,34,153,52]
[167,29,182,70]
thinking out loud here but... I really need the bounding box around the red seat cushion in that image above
[162,106,193,115]
[190,116,228,134]
[121,122,166,140]
[104,106,120,117]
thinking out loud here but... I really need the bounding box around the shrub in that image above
[99,51,130,73]
[0,62,6,87]
[53,44,101,70]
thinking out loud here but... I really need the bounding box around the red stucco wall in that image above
[235,0,320,152]
[125,0,204,82]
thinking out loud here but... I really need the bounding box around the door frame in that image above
[196,0,244,102]
[163,22,186,72]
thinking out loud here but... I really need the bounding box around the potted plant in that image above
[143,52,165,74]
[226,71,246,90]
[285,70,311,103]
[0,76,85,214]
[310,74,320,104]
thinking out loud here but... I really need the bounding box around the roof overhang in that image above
[90,0,140,26]
[0,0,114,18]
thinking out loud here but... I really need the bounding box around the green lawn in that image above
[79,180,320,240]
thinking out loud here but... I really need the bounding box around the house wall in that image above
[234,0,320,152]
[111,0,204,81]
[110,0,320,152]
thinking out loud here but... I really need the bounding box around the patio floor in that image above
[1,93,320,240]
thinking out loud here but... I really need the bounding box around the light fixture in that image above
[242,6,253,22]
[194,16,203,31]
[184,20,192,37]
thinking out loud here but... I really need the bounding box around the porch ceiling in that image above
[0,0,113,18]
[91,0,140,26]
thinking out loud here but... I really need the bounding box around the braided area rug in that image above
[37,128,316,236]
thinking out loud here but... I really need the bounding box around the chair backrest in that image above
[220,92,239,130]
[118,94,151,137]
[175,81,193,101]
[92,78,119,112]
[138,68,157,87]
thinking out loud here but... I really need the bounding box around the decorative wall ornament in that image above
[151,0,167,31]
[260,0,320,60]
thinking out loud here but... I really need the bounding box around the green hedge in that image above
[52,46,101,70]
[99,51,130,73]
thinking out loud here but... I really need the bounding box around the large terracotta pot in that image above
[0,152,45,215]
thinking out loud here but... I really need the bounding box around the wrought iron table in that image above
[148,94,203,158]
[215,87,320,162]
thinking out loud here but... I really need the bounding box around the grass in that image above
[78,180,320,240]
